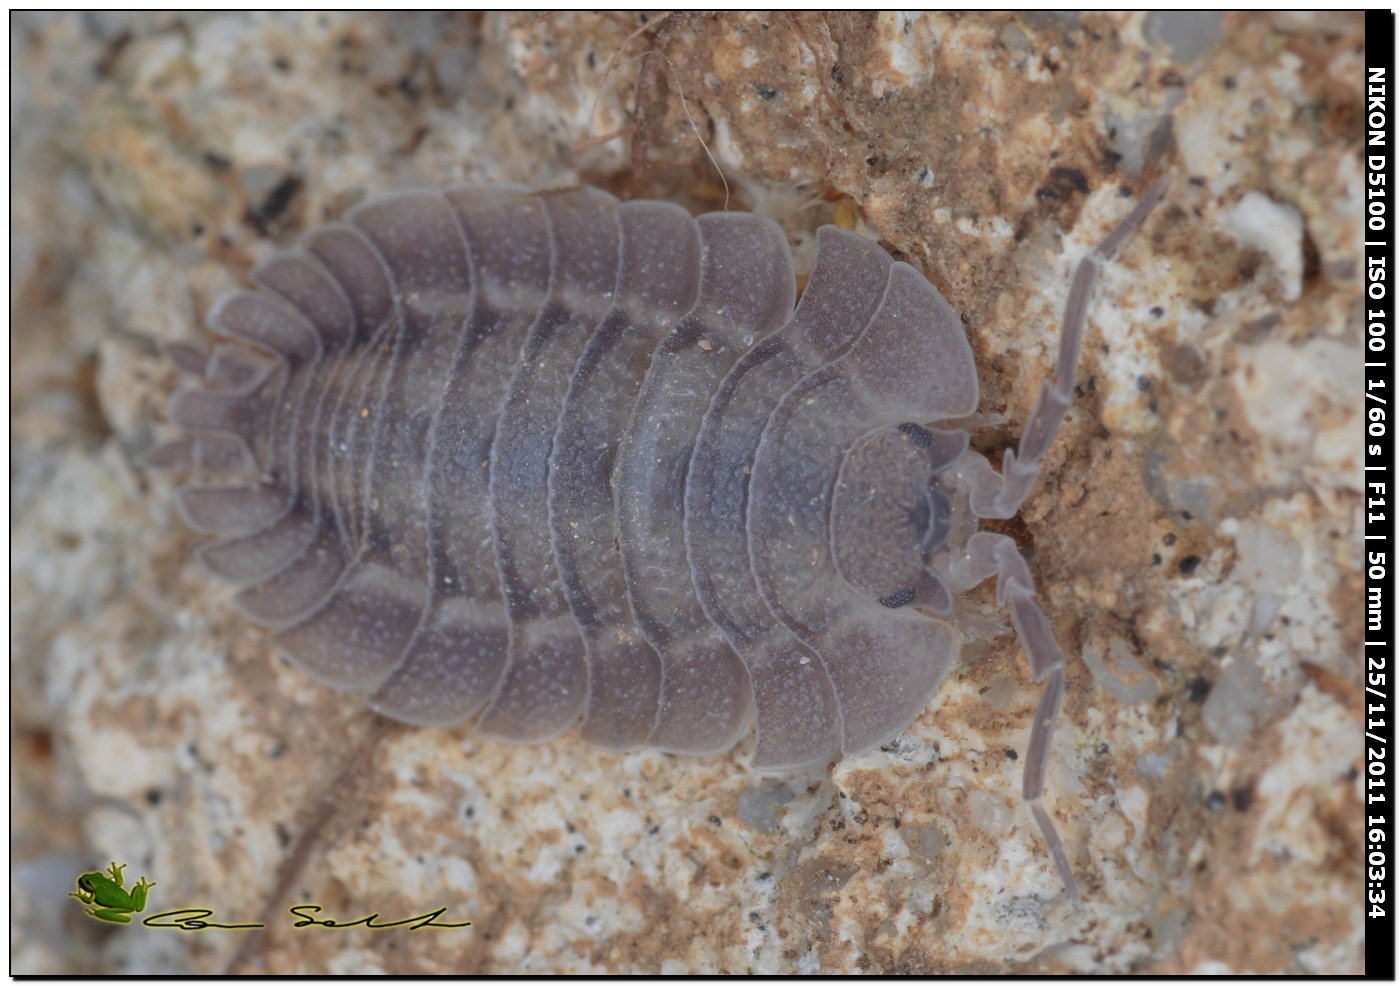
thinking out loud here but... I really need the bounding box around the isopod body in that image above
[157,180,1164,896]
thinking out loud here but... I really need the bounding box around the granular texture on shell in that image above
[156,181,1165,896]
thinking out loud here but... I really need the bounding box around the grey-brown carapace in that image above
[149,179,1166,899]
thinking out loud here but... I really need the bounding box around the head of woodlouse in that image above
[829,424,967,614]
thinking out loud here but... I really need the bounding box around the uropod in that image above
[149,177,1166,898]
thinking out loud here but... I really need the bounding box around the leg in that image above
[972,178,1167,520]
[947,530,1079,900]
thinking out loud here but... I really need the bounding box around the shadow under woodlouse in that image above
[149,178,1167,899]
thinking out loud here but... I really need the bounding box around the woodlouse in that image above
[151,179,1165,897]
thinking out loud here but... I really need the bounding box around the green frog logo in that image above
[68,862,156,924]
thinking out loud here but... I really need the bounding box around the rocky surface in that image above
[12,11,1365,974]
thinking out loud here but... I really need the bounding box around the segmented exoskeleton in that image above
[151,179,1165,897]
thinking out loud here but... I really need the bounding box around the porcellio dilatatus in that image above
[149,178,1167,897]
